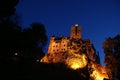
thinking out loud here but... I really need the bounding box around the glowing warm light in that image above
[90,62,109,80]
[41,55,49,63]
[91,70,105,80]
[66,58,84,70]
[65,54,87,70]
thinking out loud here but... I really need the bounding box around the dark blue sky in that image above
[16,0,120,66]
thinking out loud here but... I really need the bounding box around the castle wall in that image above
[47,36,69,54]
[83,39,95,61]
[47,24,95,61]
[60,37,69,52]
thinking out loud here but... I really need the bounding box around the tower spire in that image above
[70,24,82,39]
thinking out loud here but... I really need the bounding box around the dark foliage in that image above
[0,0,47,62]
[0,0,19,22]
[22,23,48,58]
[103,34,120,80]
[0,60,89,80]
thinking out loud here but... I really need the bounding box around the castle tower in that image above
[70,24,82,39]
[47,36,55,54]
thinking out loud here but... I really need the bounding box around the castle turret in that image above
[70,24,82,39]
[47,36,55,54]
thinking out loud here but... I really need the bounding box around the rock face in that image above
[40,24,109,80]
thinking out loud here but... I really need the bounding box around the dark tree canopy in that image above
[22,23,48,58]
[0,0,19,19]
[0,22,48,60]
[29,23,47,48]
[0,0,48,61]
[102,34,120,80]
[0,0,21,57]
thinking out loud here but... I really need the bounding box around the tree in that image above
[22,23,48,59]
[0,0,19,21]
[102,35,120,80]
[0,0,21,58]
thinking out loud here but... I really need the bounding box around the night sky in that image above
[16,0,120,66]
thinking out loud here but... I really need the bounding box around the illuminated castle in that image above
[41,24,109,80]
[47,24,82,54]
[41,24,99,63]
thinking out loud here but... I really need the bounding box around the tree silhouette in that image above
[102,35,120,80]
[0,0,19,22]
[0,0,21,58]
[22,23,48,59]
[0,0,48,62]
